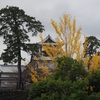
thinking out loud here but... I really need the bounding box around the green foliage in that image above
[83,36,100,69]
[0,6,44,64]
[87,69,100,92]
[28,56,88,100]
[28,78,89,100]
[54,56,87,81]
[88,93,100,100]
[0,6,44,89]
[84,36,100,57]
[26,43,40,62]
[28,79,64,100]
[28,56,100,100]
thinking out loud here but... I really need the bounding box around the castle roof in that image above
[38,34,57,45]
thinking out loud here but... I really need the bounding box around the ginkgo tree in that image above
[40,14,84,62]
[26,58,49,82]
[40,14,100,72]
[27,14,100,83]
[26,14,84,82]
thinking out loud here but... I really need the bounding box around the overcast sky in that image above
[0,0,100,64]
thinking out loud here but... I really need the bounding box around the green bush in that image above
[28,56,100,100]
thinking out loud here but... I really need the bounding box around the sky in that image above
[0,0,100,64]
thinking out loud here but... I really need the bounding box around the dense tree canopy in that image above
[52,56,87,82]
[28,56,100,100]
[0,6,44,63]
[0,6,44,89]
[27,13,100,99]
[28,56,88,100]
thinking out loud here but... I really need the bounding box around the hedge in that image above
[0,90,29,100]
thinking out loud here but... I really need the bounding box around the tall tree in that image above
[51,14,82,59]
[83,36,100,69]
[0,6,44,89]
[27,14,84,81]
[84,36,100,57]
[39,14,83,63]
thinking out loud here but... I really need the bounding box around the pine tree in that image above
[0,6,44,89]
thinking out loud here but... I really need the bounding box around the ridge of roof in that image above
[38,34,56,44]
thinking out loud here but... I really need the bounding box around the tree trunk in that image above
[17,37,22,90]
[65,32,67,56]
[17,54,22,89]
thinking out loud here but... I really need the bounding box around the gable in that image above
[45,37,56,43]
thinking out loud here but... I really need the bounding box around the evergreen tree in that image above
[0,6,44,89]
[84,36,100,57]
[83,36,100,69]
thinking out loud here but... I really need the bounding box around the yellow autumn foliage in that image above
[25,63,38,82]
[88,52,100,72]
[40,13,100,72]
[26,59,49,82]
[26,13,100,83]
[40,14,84,62]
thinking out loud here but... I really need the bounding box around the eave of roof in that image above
[0,65,25,67]
[38,34,56,44]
